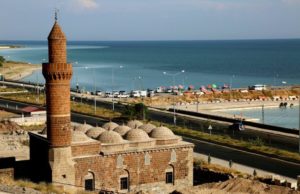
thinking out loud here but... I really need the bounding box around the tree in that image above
[134,103,148,120]
[122,103,148,120]
[0,56,5,67]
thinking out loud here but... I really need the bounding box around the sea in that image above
[0,39,299,129]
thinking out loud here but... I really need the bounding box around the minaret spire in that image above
[54,8,59,22]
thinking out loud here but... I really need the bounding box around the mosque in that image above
[28,17,194,193]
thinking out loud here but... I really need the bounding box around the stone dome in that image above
[139,123,156,134]
[124,128,150,142]
[102,122,119,130]
[72,130,91,142]
[86,127,106,139]
[114,125,131,136]
[150,126,176,139]
[127,120,143,129]
[74,123,93,133]
[97,130,124,144]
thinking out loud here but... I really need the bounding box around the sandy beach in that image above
[0,61,41,80]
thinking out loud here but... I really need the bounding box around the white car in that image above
[131,90,141,98]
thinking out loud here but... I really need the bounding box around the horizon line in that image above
[1,37,300,42]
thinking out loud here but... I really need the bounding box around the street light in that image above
[85,66,97,115]
[112,65,123,111]
[163,69,185,126]
[229,75,235,101]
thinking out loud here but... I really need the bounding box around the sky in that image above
[0,0,300,41]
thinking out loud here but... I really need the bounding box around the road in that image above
[0,98,299,179]
[186,137,300,179]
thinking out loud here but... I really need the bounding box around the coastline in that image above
[0,45,23,50]
[0,61,41,81]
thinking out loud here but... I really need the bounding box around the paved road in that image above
[1,98,300,179]
[186,137,300,179]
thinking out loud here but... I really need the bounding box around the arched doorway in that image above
[84,171,95,191]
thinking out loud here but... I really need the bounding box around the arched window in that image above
[84,171,95,191]
[120,169,130,191]
[165,165,174,184]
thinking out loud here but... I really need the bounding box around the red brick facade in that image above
[73,146,193,192]
[42,21,73,148]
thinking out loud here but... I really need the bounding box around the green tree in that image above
[134,103,148,120]
[122,103,148,120]
[0,55,5,67]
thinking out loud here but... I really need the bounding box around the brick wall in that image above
[73,146,193,192]
[42,21,73,148]
[71,142,101,157]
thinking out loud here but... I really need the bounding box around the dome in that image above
[97,130,124,144]
[74,123,93,133]
[48,22,66,40]
[72,130,91,142]
[139,123,156,134]
[102,122,119,130]
[127,120,143,129]
[150,126,176,139]
[86,127,106,139]
[124,128,150,142]
[114,125,131,136]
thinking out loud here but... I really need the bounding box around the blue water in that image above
[0,39,300,92]
[224,106,299,129]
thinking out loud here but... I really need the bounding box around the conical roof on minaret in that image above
[48,21,66,40]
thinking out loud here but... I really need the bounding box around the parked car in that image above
[229,122,245,131]
[105,92,113,98]
[147,89,155,97]
[131,90,141,98]
[118,91,129,98]
[140,90,147,97]
[96,90,103,96]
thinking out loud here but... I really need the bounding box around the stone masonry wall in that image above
[71,142,101,157]
[73,146,193,192]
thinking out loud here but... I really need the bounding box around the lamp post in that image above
[85,66,97,114]
[196,94,200,113]
[112,65,123,111]
[229,75,235,101]
[298,95,300,154]
[163,69,185,126]
[36,58,46,103]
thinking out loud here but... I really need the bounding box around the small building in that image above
[21,106,46,117]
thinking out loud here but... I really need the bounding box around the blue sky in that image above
[0,0,300,40]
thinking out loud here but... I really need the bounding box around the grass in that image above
[71,101,121,119]
[0,90,121,119]
[194,158,245,177]
[0,87,26,93]
[151,121,300,163]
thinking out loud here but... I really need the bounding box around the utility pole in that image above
[163,70,185,126]
[93,71,96,115]
[262,104,265,124]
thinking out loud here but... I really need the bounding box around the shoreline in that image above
[0,45,23,50]
[0,61,41,81]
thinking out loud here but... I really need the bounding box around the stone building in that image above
[29,18,194,193]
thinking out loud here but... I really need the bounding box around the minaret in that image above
[42,15,73,147]
[42,13,75,186]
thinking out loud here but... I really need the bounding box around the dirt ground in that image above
[177,178,300,194]
[0,110,17,119]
